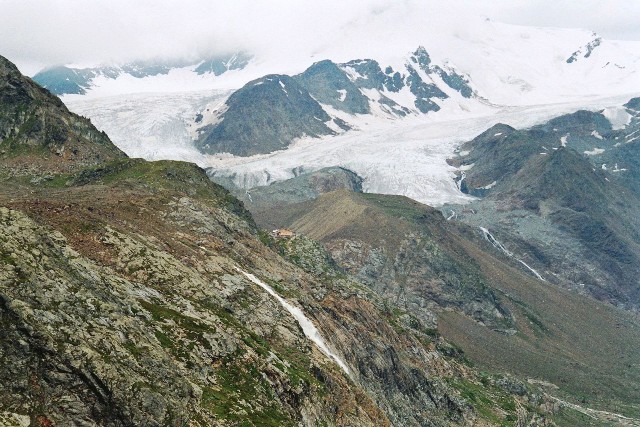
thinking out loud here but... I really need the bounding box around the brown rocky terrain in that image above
[252,187,640,424]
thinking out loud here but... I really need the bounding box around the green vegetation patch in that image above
[360,192,433,223]
[139,299,213,334]
[447,377,538,426]
[201,356,296,427]
[139,299,215,356]
[551,406,620,427]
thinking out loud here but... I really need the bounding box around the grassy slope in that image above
[440,233,640,417]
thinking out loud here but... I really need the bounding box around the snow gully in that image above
[237,268,352,377]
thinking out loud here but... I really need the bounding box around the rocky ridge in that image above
[0,56,125,177]
[209,166,364,220]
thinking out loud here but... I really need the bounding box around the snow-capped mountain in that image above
[33,52,252,96]
[193,47,478,157]
[51,13,640,206]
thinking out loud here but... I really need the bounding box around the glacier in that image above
[61,12,640,208]
[69,91,639,207]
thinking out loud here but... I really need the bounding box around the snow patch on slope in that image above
[238,269,351,377]
[602,105,633,130]
[585,148,605,155]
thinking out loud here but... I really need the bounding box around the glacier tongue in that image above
[66,89,232,162]
[238,269,351,377]
[202,94,637,207]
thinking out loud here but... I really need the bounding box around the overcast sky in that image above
[2,0,640,75]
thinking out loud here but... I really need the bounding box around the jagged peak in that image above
[566,33,603,63]
[409,45,432,69]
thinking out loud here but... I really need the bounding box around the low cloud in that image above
[2,0,639,75]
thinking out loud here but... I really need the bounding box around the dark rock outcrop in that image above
[196,74,334,156]
[0,56,125,176]
[447,104,640,310]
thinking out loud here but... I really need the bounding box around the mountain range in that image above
[40,18,640,208]
[2,8,640,427]
[2,53,603,427]
[33,52,252,96]
[4,47,640,425]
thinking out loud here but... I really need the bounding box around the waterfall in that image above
[479,227,546,281]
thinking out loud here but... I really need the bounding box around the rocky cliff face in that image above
[0,55,559,426]
[0,56,125,177]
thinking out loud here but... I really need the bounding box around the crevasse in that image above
[237,268,352,377]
